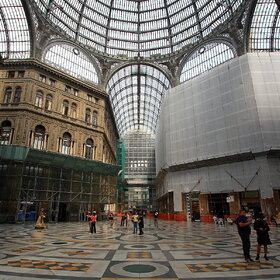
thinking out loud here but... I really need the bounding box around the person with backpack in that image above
[254,213,272,260]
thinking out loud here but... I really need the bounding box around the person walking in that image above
[108,212,114,227]
[121,212,126,226]
[154,210,159,227]
[126,212,130,227]
[132,212,139,234]
[86,210,92,233]
[138,214,144,235]
[235,209,254,262]
[90,212,97,234]
[254,213,272,260]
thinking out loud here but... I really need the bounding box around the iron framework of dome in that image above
[31,0,244,59]
[107,64,171,135]
[0,0,30,59]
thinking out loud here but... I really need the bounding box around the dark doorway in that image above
[192,200,201,221]
[208,193,230,218]
[241,202,262,218]
[58,203,67,222]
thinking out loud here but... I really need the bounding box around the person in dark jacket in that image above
[138,214,144,235]
[235,209,254,262]
[86,211,92,233]
[254,213,272,260]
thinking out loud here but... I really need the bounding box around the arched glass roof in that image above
[0,0,30,59]
[31,0,244,59]
[249,0,280,51]
[180,41,236,83]
[43,43,99,84]
[106,64,171,135]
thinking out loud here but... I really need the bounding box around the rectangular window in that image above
[0,128,11,145]
[87,94,92,102]
[65,85,71,93]
[73,89,79,96]
[39,74,46,83]
[49,78,56,87]
[18,71,25,78]
[7,71,15,78]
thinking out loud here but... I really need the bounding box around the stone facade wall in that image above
[0,60,118,163]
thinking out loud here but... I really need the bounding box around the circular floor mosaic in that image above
[124,244,155,250]
[110,261,169,277]
[44,241,74,246]
[75,233,121,240]
[124,264,156,273]
[120,234,158,242]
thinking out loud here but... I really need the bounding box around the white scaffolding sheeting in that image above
[156,53,280,198]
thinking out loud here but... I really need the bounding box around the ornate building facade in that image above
[0,59,119,222]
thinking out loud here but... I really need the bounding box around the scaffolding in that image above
[0,145,120,222]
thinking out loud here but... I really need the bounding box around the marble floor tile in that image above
[0,219,279,279]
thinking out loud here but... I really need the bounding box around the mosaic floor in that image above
[0,218,280,279]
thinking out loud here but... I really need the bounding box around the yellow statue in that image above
[35,208,46,229]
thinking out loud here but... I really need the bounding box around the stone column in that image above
[8,128,14,144]
[199,194,210,222]
[261,198,276,220]
[43,134,47,150]
[30,131,34,147]
[228,192,240,217]
[273,189,280,214]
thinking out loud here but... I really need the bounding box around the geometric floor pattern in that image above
[0,218,280,279]
[0,259,90,271]
[186,262,280,272]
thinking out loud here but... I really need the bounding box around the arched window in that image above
[85,138,94,159]
[180,41,236,83]
[35,91,43,107]
[33,125,46,150]
[62,100,69,116]
[85,108,91,123]
[43,43,99,85]
[92,111,97,126]
[0,120,12,145]
[4,87,12,104]
[61,132,71,155]
[248,0,280,52]
[45,94,52,110]
[13,87,22,104]
[71,103,77,118]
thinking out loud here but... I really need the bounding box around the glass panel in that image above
[106,64,170,135]
[31,0,243,58]
[0,0,30,59]
[180,41,236,83]
[249,0,280,51]
[43,43,99,84]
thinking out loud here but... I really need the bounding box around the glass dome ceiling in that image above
[32,0,244,59]
[107,64,171,135]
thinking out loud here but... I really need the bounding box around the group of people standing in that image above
[120,212,130,226]
[86,210,146,235]
[131,213,144,235]
[86,208,271,263]
[120,212,145,235]
[235,209,272,262]
[86,211,97,234]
